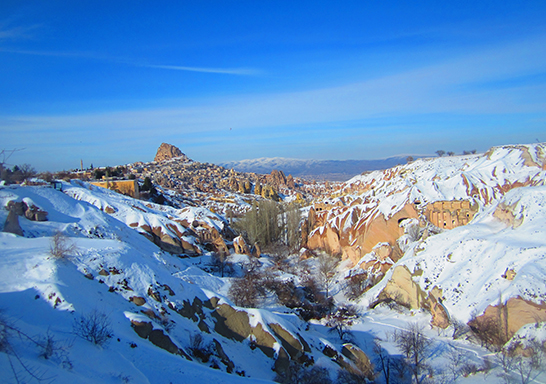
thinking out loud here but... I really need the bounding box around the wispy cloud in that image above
[143,64,261,76]
[2,34,545,168]
[0,21,42,41]
[0,47,262,76]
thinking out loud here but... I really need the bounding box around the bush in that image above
[263,275,300,308]
[275,362,332,384]
[345,272,369,300]
[326,305,358,341]
[49,231,76,259]
[73,310,113,346]
[228,269,267,308]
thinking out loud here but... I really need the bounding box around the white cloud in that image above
[143,64,262,76]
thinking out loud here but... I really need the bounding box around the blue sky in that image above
[1,1,545,171]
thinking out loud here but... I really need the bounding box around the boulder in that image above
[3,210,23,236]
[269,323,305,359]
[251,242,261,258]
[341,343,374,380]
[130,296,146,306]
[24,204,48,221]
[212,304,251,342]
[7,201,25,216]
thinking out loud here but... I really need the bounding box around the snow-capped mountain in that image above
[220,156,410,181]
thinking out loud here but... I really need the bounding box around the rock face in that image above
[3,210,23,236]
[341,344,374,380]
[233,236,251,255]
[424,200,477,229]
[210,302,309,373]
[470,297,546,341]
[154,143,189,163]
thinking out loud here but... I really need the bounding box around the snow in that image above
[1,143,546,383]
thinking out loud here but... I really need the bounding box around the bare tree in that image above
[326,305,357,340]
[228,267,266,308]
[393,323,432,384]
[374,340,394,384]
[435,150,446,157]
[447,151,455,156]
[497,339,546,384]
[317,253,339,299]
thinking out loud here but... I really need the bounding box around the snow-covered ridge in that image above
[361,185,546,322]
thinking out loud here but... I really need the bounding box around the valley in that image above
[1,142,545,384]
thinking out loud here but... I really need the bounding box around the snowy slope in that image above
[0,183,279,383]
[1,181,381,384]
[361,185,546,322]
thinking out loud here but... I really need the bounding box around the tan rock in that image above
[269,323,304,359]
[379,265,426,309]
[429,295,450,329]
[374,243,392,261]
[341,343,374,380]
[502,268,517,280]
[494,202,523,228]
[233,236,251,255]
[130,296,146,306]
[154,143,189,163]
[471,297,546,340]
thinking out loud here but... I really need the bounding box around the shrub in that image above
[326,305,358,341]
[345,272,369,300]
[73,310,113,346]
[49,231,76,259]
[228,269,267,308]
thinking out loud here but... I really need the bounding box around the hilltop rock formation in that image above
[154,143,189,163]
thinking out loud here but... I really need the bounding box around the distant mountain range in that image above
[220,156,412,181]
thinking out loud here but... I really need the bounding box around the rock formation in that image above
[154,143,189,163]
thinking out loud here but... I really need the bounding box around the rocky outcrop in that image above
[131,320,190,359]
[6,200,48,222]
[154,143,189,163]
[3,210,23,236]
[377,265,426,309]
[211,302,309,373]
[233,236,251,255]
[425,200,477,229]
[470,297,546,341]
[493,202,523,228]
[341,344,374,380]
[307,202,419,264]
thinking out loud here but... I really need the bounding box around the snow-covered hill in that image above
[2,143,546,384]
[305,143,546,340]
[0,181,376,383]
